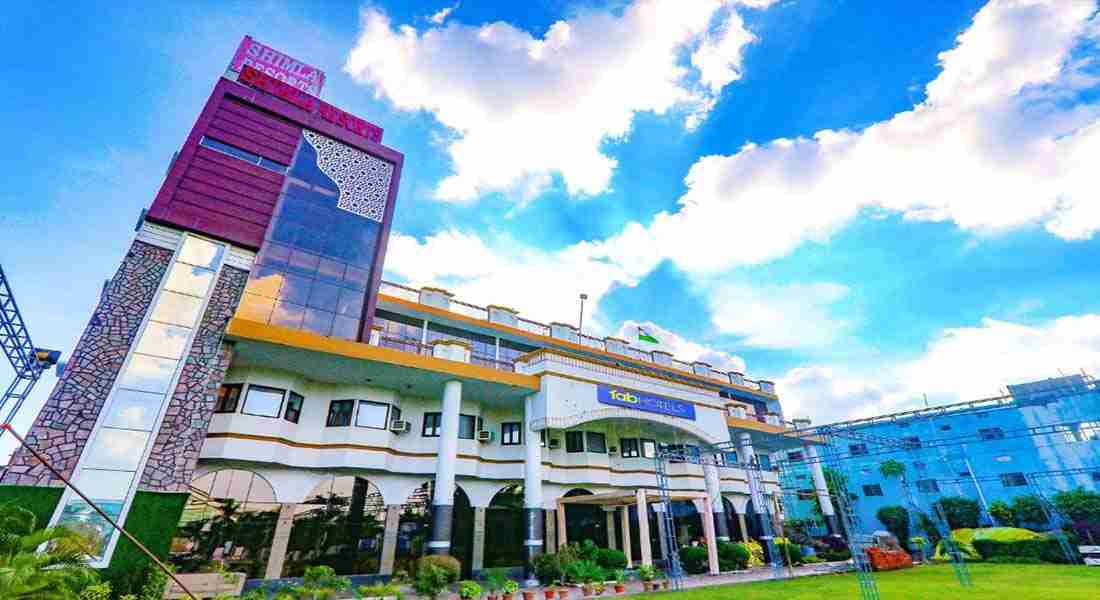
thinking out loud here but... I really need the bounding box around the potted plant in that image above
[637,565,656,592]
[555,580,569,600]
[460,580,484,600]
[544,585,556,600]
[612,571,625,594]
[413,565,452,600]
[594,581,605,596]
[523,587,537,600]
[658,571,669,590]
[502,579,520,600]
[485,568,507,600]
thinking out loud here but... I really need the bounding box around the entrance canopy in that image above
[557,489,706,507]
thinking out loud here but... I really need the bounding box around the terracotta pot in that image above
[503,594,514,600]
[582,585,593,597]
[557,589,570,600]
[544,590,556,600]
[613,585,625,594]
[523,592,537,600]
[488,595,499,600]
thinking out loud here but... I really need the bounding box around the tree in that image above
[932,497,981,530]
[988,500,1016,527]
[1053,488,1100,543]
[875,506,911,547]
[0,504,98,599]
[1010,495,1048,529]
[878,460,906,479]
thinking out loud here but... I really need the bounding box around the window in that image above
[916,479,940,493]
[863,484,884,497]
[540,430,547,447]
[390,405,402,424]
[242,385,285,418]
[797,489,815,500]
[901,436,921,449]
[849,443,868,456]
[787,450,805,462]
[586,432,607,454]
[979,427,1005,440]
[958,470,971,477]
[373,309,424,342]
[897,421,910,428]
[914,461,927,471]
[724,451,739,465]
[199,136,288,173]
[566,431,585,453]
[214,384,242,413]
[458,414,479,440]
[501,422,522,445]
[355,401,390,429]
[620,438,640,458]
[758,454,772,470]
[326,400,355,427]
[1092,472,1100,483]
[1001,472,1028,487]
[423,412,442,437]
[940,424,952,431]
[641,439,657,458]
[284,391,303,424]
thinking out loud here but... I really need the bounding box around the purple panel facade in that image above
[1,241,174,486]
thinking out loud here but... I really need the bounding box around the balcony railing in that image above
[375,334,515,372]
[375,279,775,395]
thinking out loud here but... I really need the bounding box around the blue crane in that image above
[0,264,61,432]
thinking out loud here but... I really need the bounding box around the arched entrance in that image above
[395,481,473,577]
[722,497,745,541]
[484,484,525,568]
[169,469,280,578]
[562,488,608,548]
[281,476,387,576]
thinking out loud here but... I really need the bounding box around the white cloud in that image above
[705,282,850,349]
[345,0,766,201]
[616,321,747,373]
[777,314,1100,425]
[429,2,459,25]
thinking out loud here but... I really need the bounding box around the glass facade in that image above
[237,130,384,341]
[56,235,225,563]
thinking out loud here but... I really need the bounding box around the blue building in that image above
[782,375,1100,535]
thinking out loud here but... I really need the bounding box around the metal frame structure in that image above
[651,375,1097,600]
[0,264,59,435]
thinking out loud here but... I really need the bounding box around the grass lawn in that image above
[636,564,1100,600]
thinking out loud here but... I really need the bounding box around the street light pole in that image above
[578,293,588,333]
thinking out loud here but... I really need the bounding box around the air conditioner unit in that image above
[608,447,618,455]
[477,430,494,443]
[548,438,561,449]
[389,420,411,434]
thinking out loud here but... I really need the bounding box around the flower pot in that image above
[661,582,669,590]
[557,589,570,600]
[544,590,556,600]
[523,592,537,600]
[641,582,653,592]
[614,585,625,594]
[489,595,499,600]
[582,585,593,597]
[503,594,514,600]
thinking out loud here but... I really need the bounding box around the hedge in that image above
[0,485,63,528]
[972,538,1076,564]
[99,491,189,595]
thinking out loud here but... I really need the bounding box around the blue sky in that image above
[2,0,1100,458]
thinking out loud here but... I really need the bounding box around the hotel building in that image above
[0,38,824,583]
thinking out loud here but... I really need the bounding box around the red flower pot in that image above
[614,585,625,594]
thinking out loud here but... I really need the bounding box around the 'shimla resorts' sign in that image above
[597,385,696,421]
[230,35,326,95]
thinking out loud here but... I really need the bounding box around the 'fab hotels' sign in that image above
[597,385,696,420]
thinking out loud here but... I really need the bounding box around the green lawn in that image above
[637,564,1100,600]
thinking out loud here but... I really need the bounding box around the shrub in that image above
[417,555,461,583]
[357,582,403,599]
[818,548,851,562]
[716,541,750,571]
[773,539,803,566]
[972,538,1076,564]
[1010,495,1048,529]
[876,506,911,548]
[79,583,113,600]
[532,553,563,586]
[563,559,602,584]
[459,580,483,599]
[413,565,452,600]
[933,497,981,530]
[679,546,709,574]
[743,540,764,567]
[483,567,509,593]
[878,460,906,479]
[296,565,350,598]
[988,500,1016,527]
[915,513,942,546]
[594,548,627,570]
[1053,487,1100,540]
[986,555,1044,564]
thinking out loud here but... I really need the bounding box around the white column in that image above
[619,506,633,568]
[701,497,719,575]
[523,394,545,583]
[605,507,618,549]
[652,502,669,560]
[804,444,839,535]
[472,507,487,572]
[557,501,568,549]
[430,379,463,554]
[545,509,557,553]
[265,503,297,579]
[704,460,730,542]
[636,490,652,567]
[379,504,402,575]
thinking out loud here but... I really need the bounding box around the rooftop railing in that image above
[375,279,775,396]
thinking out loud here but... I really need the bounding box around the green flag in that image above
[637,327,659,344]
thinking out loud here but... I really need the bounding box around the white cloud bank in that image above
[377,1,1100,412]
[346,0,772,201]
[780,314,1100,425]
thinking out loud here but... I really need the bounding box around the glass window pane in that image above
[302,308,334,337]
[117,354,178,394]
[356,401,390,429]
[245,266,285,299]
[177,237,224,269]
[308,281,341,312]
[317,258,346,284]
[336,289,365,317]
[458,415,477,439]
[164,263,215,297]
[287,250,320,277]
[71,468,136,502]
[270,301,305,329]
[236,292,276,323]
[258,242,291,269]
[57,494,126,561]
[242,385,284,418]
[105,389,164,431]
[280,273,313,305]
[134,321,191,360]
[150,291,204,327]
[331,315,360,341]
[83,427,150,471]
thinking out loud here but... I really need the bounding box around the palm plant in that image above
[0,504,98,599]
